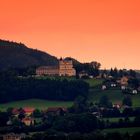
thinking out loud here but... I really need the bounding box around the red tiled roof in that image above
[12,108,20,115]
[23,107,35,113]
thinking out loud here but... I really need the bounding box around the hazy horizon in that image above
[1,0,140,69]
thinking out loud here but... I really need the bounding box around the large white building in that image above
[36,58,76,76]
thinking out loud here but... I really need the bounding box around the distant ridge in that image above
[0,39,58,70]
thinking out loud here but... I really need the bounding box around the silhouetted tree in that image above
[99,95,112,108]
[122,96,132,107]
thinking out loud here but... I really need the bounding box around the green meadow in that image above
[84,78,104,87]
[103,127,140,134]
[89,88,140,107]
[86,79,140,107]
[0,99,73,111]
[103,117,135,123]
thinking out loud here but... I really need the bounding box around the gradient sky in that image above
[0,0,140,69]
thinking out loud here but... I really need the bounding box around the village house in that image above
[22,117,34,126]
[120,76,129,86]
[102,85,107,90]
[12,107,35,116]
[121,85,127,90]
[132,89,138,94]
[110,82,117,87]
[117,76,129,86]
[3,133,26,140]
[78,71,88,78]
[91,112,101,118]
[6,119,13,126]
[12,108,20,117]
[23,107,35,116]
[10,107,35,126]
[113,103,122,109]
[46,107,67,116]
[36,58,76,76]
[117,76,129,90]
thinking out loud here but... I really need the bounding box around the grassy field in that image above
[103,127,140,134]
[84,78,104,87]
[89,88,140,107]
[0,78,100,111]
[103,117,135,123]
[86,78,140,107]
[0,99,73,111]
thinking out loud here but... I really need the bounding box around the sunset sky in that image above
[0,0,140,69]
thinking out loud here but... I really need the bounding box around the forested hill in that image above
[0,39,58,70]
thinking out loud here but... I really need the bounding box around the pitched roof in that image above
[12,108,20,115]
[23,107,35,113]
[47,107,67,112]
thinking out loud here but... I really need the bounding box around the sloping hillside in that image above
[0,39,58,69]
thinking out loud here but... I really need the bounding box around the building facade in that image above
[3,133,25,140]
[36,58,76,76]
[36,66,59,76]
[59,59,76,76]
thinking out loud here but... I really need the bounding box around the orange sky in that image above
[0,0,140,69]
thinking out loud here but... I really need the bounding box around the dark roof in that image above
[37,66,58,70]
[47,107,67,112]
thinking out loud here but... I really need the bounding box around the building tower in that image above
[59,58,76,76]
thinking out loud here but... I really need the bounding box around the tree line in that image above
[0,73,89,103]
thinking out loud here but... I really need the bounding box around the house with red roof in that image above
[23,107,35,116]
